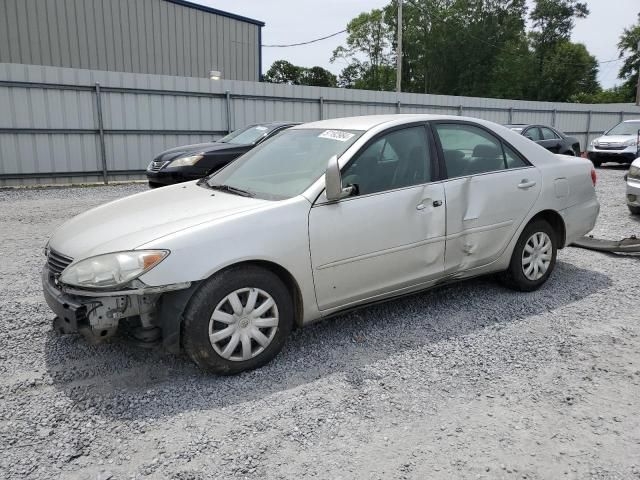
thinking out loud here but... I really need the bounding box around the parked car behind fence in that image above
[505,124,581,157]
[146,122,298,187]
[587,119,640,167]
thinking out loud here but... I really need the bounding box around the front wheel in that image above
[501,220,557,292]
[182,265,294,375]
[591,159,602,168]
[629,205,640,215]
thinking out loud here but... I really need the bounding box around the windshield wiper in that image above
[209,184,255,197]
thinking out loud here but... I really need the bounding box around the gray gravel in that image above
[1,170,639,480]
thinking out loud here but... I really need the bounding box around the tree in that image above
[537,42,599,101]
[617,13,640,102]
[331,9,394,91]
[570,84,635,104]
[299,66,338,87]
[329,0,602,101]
[264,60,303,85]
[382,0,530,96]
[264,61,337,87]
[529,0,589,99]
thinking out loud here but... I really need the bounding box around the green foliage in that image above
[537,42,599,102]
[331,9,394,91]
[264,61,337,87]
[264,60,303,85]
[570,84,635,104]
[299,67,338,87]
[330,0,606,102]
[617,13,640,101]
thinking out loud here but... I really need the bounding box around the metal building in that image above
[0,0,264,81]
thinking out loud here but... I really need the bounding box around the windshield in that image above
[207,128,363,200]
[218,125,273,145]
[605,122,640,136]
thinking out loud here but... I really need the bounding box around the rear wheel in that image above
[629,205,640,215]
[501,220,557,292]
[182,265,293,375]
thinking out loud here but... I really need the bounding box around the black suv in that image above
[146,122,298,187]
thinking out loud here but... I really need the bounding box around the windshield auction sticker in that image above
[318,130,355,142]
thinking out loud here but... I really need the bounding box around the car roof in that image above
[293,114,474,131]
[257,121,300,127]
[504,123,559,129]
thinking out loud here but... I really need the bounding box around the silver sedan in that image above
[43,114,600,374]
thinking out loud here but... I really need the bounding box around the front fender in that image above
[138,196,320,323]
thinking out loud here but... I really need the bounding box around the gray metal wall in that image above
[2,62,640,186]
[0,0,261,81]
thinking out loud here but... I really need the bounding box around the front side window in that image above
[341,126,431,196]
[434,123,527,178]
[540,127,559,140]
[208,128,363,200]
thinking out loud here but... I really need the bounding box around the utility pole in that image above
[636,40,640,106]
[396,0,402,93]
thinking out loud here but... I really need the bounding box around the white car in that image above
[587,119,640,167]
[43,115,600,374]
[626,157,640,214]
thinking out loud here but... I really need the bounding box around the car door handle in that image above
[518,179,536,189]
[416,200,442,210]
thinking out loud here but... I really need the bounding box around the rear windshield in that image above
[219,125,273,145]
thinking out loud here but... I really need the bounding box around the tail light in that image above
[591,168,597,186]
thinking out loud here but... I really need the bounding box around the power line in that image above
[263,30,347,48]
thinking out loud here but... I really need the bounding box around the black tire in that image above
[148,181,163,189]
[501,220,558,292]
[591,159,602,168]
[182,265,294,375]
[629,205,640,215]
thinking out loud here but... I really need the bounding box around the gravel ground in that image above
[1,168,639,480]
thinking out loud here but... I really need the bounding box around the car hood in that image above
[154,141,247,161]
[48,182,270,260]
[595,134,634,144]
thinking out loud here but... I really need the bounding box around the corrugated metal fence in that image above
[2,62,640,186]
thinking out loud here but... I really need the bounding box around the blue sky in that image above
[199,0,639,89]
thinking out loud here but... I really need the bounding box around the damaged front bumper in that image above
[572,235,640,253]
[42,266,192,347]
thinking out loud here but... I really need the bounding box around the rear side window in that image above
[540,127,559,140]
[524,127,542,141]
[434,123,527,178]
[504,144,527,169]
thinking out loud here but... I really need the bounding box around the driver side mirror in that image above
[325,155,354,202]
